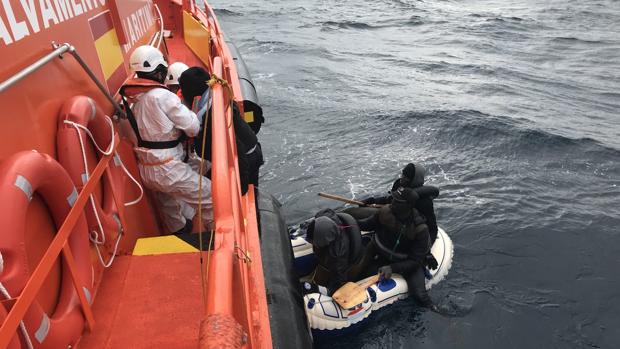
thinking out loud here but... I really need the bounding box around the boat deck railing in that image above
[0,42,125,119]
[200,0,272,345]
[0,1,272,347]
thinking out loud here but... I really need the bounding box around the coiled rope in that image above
[63,115,144,268]
[0,252,34,349]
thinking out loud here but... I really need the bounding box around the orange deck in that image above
[78,253,206,348]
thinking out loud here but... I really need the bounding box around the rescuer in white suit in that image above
[121,45,213,233]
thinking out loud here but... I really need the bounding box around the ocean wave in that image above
[393,110,620,157]
[550,36,607,45]
[320,20,377,30]
[213,8,242,16]
[469,15,525,22]
[408,60,501,76]
[243,38,333,57]
[463,13,552,35]
[221,0,620,345]
[396,15,426,26]
[373,14,430,27]
[320,15,427,31]
[386,0,420,9]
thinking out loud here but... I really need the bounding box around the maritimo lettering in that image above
[121,3,155,53]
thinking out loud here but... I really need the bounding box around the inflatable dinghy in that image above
[289,222,453,335]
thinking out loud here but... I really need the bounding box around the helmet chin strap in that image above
[155,74,166,84]
[151,69,167,84]
[137,65,168,84]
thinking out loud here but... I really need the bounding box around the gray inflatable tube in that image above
[227,41,264,133]
[257,188,313,348]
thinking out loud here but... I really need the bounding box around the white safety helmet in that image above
[166,62,190,86]
[129,45,168,73]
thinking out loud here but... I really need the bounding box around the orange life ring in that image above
[0,151,92,349]
[57,96,125,260]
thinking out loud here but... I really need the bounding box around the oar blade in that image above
[332,275,380,309]
[332,282,367,309]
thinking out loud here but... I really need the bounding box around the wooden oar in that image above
[332,274,380,309]
[318,192,383,208]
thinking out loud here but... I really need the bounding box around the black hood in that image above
[179,67,210,105]
[399,163,425,188]
[402,163,416,179]
[310,216,339,249]
[306,208,342,246]
[391,187,417,222]
[314,208,340,222]
[411,164,425,187]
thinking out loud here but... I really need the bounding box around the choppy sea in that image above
[208,0,620,347]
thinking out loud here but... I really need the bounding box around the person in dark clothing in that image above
[305,208,364,296]
[178,67,264,195]
[362,163,439,243]
[357,187,439,309]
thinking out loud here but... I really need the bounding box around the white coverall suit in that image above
[131,87,213,232]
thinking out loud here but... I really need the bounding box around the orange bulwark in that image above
[0,0,273,348]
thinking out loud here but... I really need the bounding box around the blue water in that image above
[207,0,620,347]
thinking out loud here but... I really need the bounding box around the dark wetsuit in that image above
[372,179,439,244]
[306,209,365,296]
[309,210,355,295]
[313,218,349,294]
[179,67,264,195]
[193,101,263,195]
[357,205,433,307]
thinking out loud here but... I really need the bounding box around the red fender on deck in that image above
[0,151,92,349]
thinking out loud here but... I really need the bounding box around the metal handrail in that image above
[0,44,68,92]
[154,4,165,49]
[0,42,125,118]
[204,2,222,36]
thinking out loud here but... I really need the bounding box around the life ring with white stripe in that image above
[0,151,92,349]
[56,96,126,268]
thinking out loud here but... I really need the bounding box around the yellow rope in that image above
[206,73,234,101]
[207,74,235,129]
[197,98,210,314]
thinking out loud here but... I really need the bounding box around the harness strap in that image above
[120,95,187,150]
